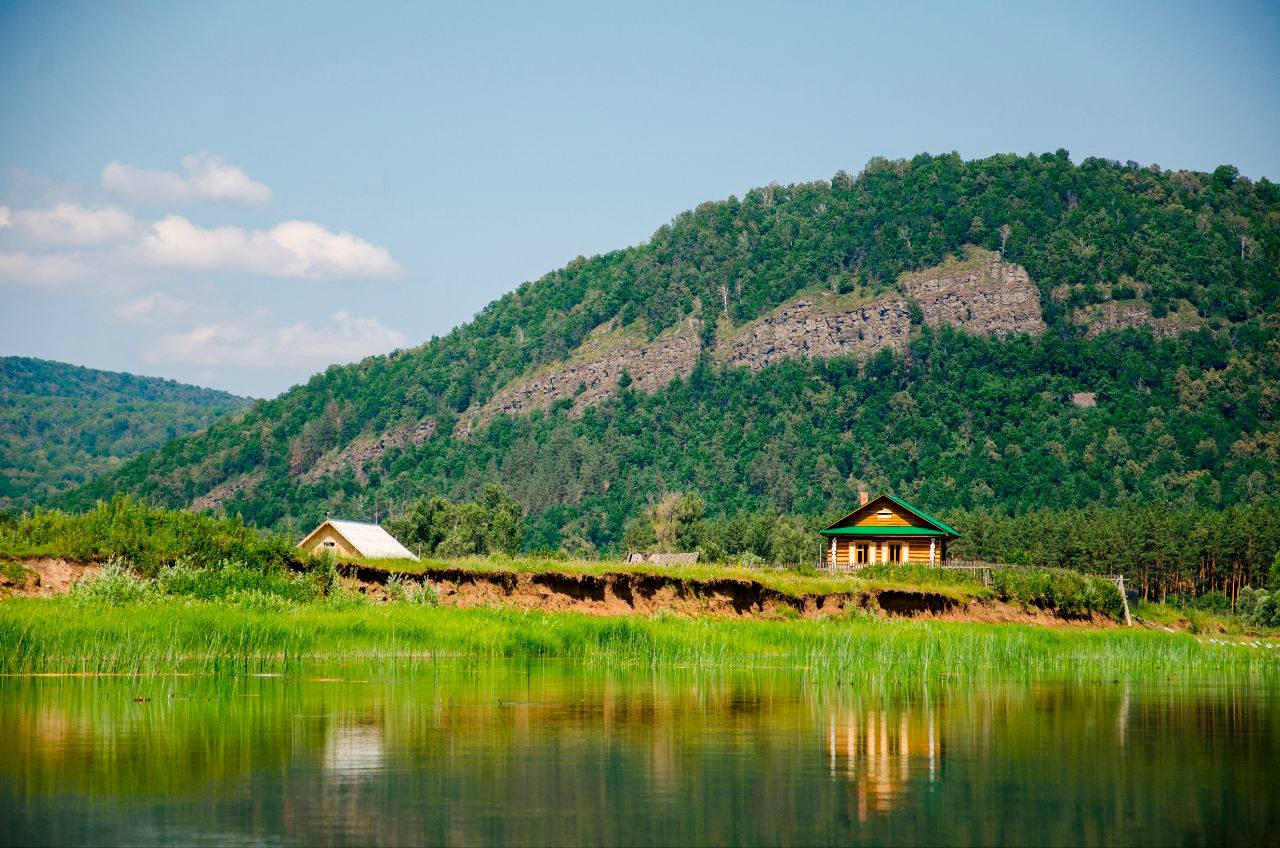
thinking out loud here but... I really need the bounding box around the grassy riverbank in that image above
[2,594,1276,680]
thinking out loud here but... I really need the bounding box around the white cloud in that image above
[0,252,86,287]
[131,215,400,279]
[7,202,137,245]
[142,310,407,368]
[112,291,192,325]
[0,207,9,228]
[102,152,272,206]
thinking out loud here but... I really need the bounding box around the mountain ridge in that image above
[1,357,250,510]
[57,152,1280,547]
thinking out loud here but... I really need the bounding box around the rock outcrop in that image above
[191,471,264,512]
[716,293,912,371]
[716,248,1043,371]
[1075,300,1201,339]
[897,247,1046,336]
[302,420,436,483]
[456,320,701,437]
[458,247,1045,435]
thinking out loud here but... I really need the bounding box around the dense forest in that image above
[1,357,249,509]
[57,152,1280,582]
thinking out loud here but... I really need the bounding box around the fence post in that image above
[1116,575,1133,627]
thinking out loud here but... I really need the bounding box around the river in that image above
[1,662,1275,846]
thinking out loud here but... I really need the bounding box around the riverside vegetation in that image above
[2,499,1278,678]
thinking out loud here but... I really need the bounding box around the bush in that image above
[156,558,319,604]
[0,496,304,576]
[1237,587,1280,628]
[408,581,440,606]
[990,566,1123,620]
[1184,591,1230,613]
[70,558,155,606]
[385,573,408,602]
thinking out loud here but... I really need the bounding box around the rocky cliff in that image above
[715,293,911,371]
[456,319,702,437]
[897,246,1046,337]
[302,419,437,484]
[191,471,264,512]
[716,247,1044,371]
[455,248,1046,437]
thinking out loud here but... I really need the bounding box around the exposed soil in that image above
[338,563,1119,626]
[0,556,1120,627]
[0,559,100,598]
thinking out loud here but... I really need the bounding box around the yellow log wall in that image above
[301,527,359,558]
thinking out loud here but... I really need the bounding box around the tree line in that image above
[384,486,1280,603]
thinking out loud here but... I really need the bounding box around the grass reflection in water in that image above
[0,663,1276,846]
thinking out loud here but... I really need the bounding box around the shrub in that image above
[408,581,440,607]
[385,573,408,602]
[990,566,1123,620]
[1237,586,1260,619]
[70,558,155,606]
[156,558,318,604]
[1238,588,1279,628]
[309,553,340,596]
[0,496,304,576]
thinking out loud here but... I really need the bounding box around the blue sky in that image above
[1,0,1277,397]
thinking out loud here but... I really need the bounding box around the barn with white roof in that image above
[298,519,419,560]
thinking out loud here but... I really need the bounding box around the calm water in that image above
[0,663,1276,846]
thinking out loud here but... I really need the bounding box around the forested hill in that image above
[63,152,1280,549]
[1,357,250,510]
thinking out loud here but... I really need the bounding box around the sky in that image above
[1,1,1277,398]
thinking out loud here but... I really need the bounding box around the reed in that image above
[2,595,1275,681]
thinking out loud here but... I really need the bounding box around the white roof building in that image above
[298,519,419,560]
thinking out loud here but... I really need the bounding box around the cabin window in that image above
[322,540,336,548]
[887,544,902,563]
[855,543,869,565]
[876,508,892,518]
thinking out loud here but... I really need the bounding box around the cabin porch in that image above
[823,533,948,569]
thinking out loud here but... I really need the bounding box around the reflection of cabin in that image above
[820,492,960,568]
[298,519,419,560]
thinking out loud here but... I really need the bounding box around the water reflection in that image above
[0,665,1276,846]
[827,708,939,820]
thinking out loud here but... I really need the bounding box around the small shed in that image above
[298,519,419,560]
[820,492,961,568]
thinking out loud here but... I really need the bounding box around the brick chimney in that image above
[859,488,869,507]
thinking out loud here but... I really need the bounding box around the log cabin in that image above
[820,492,960,568]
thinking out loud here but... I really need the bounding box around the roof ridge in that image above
[882,492,963,537]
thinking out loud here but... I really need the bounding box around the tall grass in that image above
[2,594,1276,681]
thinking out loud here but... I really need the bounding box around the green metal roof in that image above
[883,492,963,537]
[819,526,949,537]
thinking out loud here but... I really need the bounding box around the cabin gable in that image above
[299,522,360,558]
[827,496,936,531]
